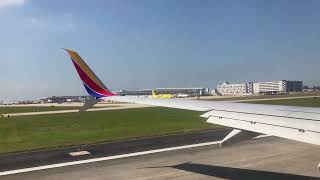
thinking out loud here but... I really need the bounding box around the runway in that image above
[1,129,319,180]
[0,129,229,173]
[1,103,151,117]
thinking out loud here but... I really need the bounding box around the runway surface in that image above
[1,129,320,180]
[2,103,151,117]
[0,129,229,172]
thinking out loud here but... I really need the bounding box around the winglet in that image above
[63,49,116,99]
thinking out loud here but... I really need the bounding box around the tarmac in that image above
[1,129,320,180]
[1,103,151,117]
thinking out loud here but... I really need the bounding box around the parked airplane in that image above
[152,90,174,99]
[64,49,320,167]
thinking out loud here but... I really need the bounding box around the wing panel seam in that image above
[209,115,320,134]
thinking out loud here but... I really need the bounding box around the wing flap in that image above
[205,110,320,145]
[203,110,320,132]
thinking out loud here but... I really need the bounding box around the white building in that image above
[117,88,209,96]
[210,89,217,96]
[252,80,302,94]
[217,80,302,96]
[217,82,252,96]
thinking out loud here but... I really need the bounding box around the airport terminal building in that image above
[37,96,88,103]
[117,88,209,96]
[252,80,303,94]
[217,82,252,96]
[217,80,303,95]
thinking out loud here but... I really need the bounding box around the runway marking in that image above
[69,151,91,157]
[0,141,220,176]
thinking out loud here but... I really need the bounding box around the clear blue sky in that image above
[1,0,320,101]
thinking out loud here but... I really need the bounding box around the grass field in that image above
[245,97,320,107]
[0,106,80,114]
[0,107,217,154]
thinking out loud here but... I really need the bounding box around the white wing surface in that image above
[105,96,320,146]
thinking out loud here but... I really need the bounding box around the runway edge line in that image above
[0,141,220,176]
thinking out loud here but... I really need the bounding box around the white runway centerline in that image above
[0,141,220,176]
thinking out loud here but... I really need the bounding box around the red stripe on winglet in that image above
[71,59,114,96]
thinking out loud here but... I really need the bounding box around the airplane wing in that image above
[64,49,320,146]
[105,96,320,146]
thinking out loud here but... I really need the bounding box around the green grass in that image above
[0,106,81,114]
[0,107,217,154]
[245,97,320,107]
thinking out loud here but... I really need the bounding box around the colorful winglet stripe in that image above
[64,49,115,98]
[71,59,115,97]
[65,49,106,89]
[83,83,106,98]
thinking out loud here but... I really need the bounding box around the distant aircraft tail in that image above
[63,49,115,99]
[152,89,156,97]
